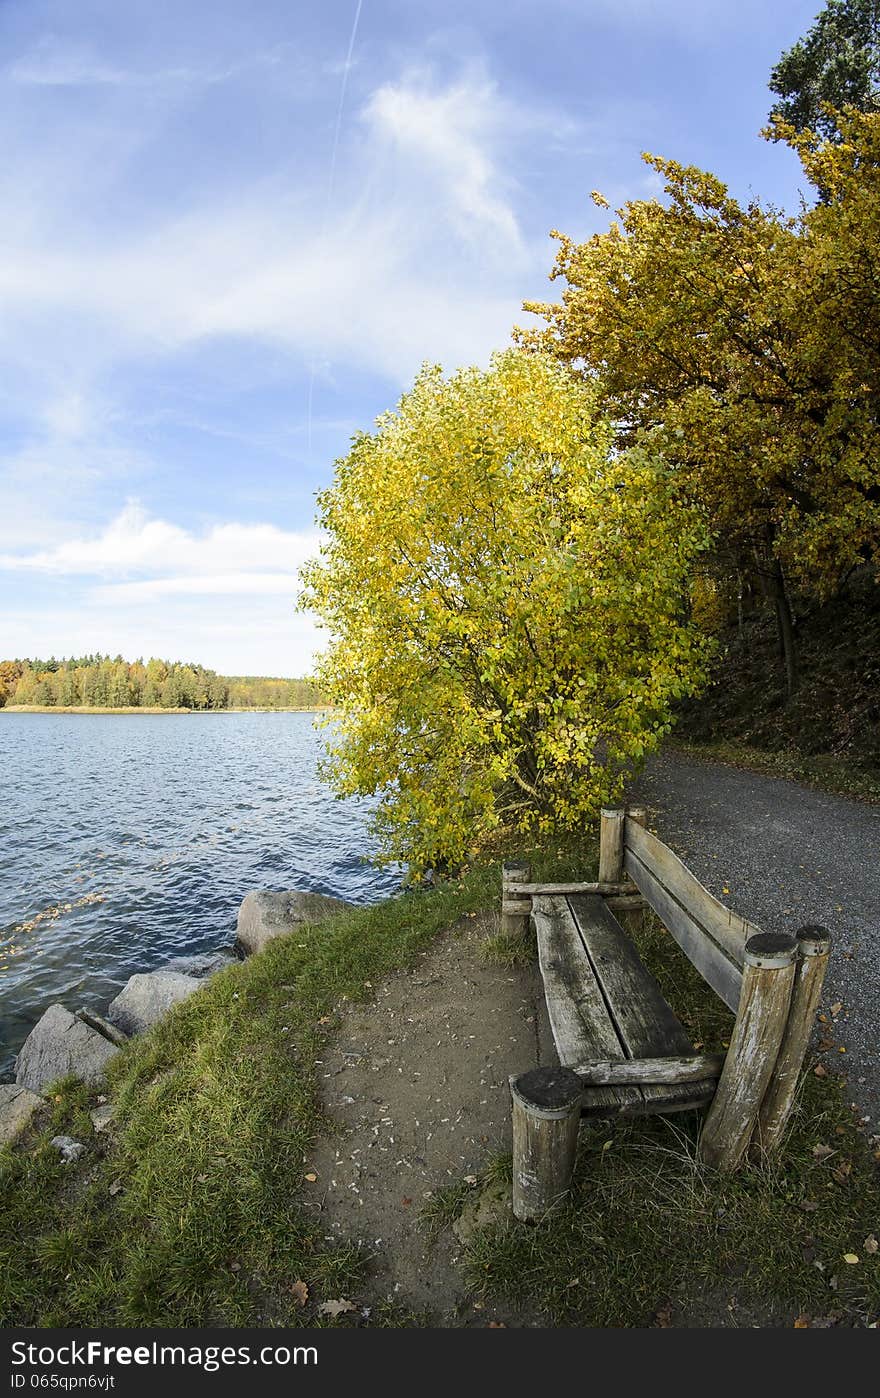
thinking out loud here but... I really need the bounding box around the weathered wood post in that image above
[699,932,798,1172]
[598,808,625,886]
[510,1066,583,1221]
[501,860,532,939]
[626,805,647,830]
[751,924,832,1158]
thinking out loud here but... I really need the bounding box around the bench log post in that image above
[501,860,532,939]
[751,925,832,1158]
[598,808,625,886]
[510,1067,583,1221]
[699,932,798,1172]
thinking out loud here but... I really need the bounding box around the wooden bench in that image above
[503,806,831,1220]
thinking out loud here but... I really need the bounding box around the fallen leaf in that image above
[402,1197,412,1207]
[655,1303,673,1328]
[812,1143,834,1161]
[487,1321,506,1327]
[793,1315,811,1328]
[291,1280,309,1309]
[800,1200,820,1213]
[813,1064,828,1079]
[304,1172,318,1183]
[318,1298,356,1318]
[108,1180,123,1196]
[843,1253,860,1265]
[864,1235,878,1255]
[230,1261,241,1272]
[832,1160,852,1184]
[831,1002,843,1017]
[464,1174,478,1185]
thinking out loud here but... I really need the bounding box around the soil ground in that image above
[307,910,554,1325]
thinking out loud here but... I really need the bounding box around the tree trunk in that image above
[767,557,799,699]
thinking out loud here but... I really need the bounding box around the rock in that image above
[15,1004,119,1093]
[50,1135,86,1163]
[106,970,202,1036]
[90,1103,115,1133]
[452,1178,512,1245]
[161,951,237,978]
[235,890,350,957]
[0,1084,43,1144]
[76,1008,129,1046]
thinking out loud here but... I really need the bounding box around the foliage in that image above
[0,655,323,710]
[769,0,880,140]
[223,674,325,708]
[300,350,711,871]
[519,112,880,692]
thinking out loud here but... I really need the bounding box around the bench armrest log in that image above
[751,925,832,1158]
[501,860,532,938]
[699,933,798,1172]
[573,1053,725,1087]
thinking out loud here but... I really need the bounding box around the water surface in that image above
[0,712,398,1076]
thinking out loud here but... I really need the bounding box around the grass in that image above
[0,865,502,1327]
[449,909,880,1328]
[671,739,880,805]
[2,836,877,1329]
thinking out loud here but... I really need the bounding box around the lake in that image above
[0,712,400,1077]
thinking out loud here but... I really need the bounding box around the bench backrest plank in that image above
[623,819,760,965]
[622,842,744,1012]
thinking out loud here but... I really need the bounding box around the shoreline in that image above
[0,705,332,715]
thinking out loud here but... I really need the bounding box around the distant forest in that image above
[0,656,325,710]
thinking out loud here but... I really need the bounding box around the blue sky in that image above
[0,0,823,676]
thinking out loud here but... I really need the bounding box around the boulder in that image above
[107,970,201,1036]
[161,951,237,978]
[235,890,350,957]
[15,1004,119,1093]
[0,1084,43,1145]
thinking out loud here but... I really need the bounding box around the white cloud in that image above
[0,502,319,582]
[93,573,305,601]
[0,64,551,385]
[362,68,524,248]
[1,505,323,673]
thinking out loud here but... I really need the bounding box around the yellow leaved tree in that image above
[520,109,880,696]
[300,350,711,872]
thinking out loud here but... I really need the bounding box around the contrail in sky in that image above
[307,0,365,458]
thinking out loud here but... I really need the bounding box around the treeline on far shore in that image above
[0,656,324,711]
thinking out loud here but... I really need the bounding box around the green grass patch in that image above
[672,740,880,805]
[1,864,506,1328]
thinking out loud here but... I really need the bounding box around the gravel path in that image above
[630,750,880,1126]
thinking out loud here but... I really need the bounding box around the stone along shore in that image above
[0,888,349,1148]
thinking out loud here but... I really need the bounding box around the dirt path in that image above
[306,911,553,1325]
[630,749,880,1126]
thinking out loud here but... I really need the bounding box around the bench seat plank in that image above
[569,894,712,1113]
[533,894,715,1118]
[533,895,640,1114]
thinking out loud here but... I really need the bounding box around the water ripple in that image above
[0,713,399,1076]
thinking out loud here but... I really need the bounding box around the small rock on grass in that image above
[50,1135,86,1163]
